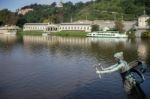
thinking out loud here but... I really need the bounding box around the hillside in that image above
[0,0,150,27]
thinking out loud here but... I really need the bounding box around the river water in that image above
[0,35,150,99]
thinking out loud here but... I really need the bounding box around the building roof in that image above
[139,15,150,18]
[24,23,48,25]
[139,10,150,18]
[60,23,91,25]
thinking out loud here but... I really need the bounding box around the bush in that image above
[126,28,136,38]
[141,30,150,38]
[92,24,99,31]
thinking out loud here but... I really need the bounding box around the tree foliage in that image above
[0,9,18,26]
[92,24,99,31]
[147,18,150,27]
[0,0,150,27]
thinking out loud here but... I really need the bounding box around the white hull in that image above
[87,31,128,38]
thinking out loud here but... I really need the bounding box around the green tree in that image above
[0,21,3,26]
[0,9,18,25]
[43,19,49,23]
[0,0,148,27]
[147,18,150,28]
[92,24,99,31]
[16,16,27,27]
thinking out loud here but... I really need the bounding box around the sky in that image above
[0,0,91,12]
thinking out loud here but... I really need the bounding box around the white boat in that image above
[87,30,128,38]
[0,26,19,35]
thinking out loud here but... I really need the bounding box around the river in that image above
[0,35,150,99]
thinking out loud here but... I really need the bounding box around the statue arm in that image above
[96,64,123,74]
[102,64,117,70]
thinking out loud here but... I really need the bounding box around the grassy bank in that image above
[17,30,43,36]
[51,31,87,37]
[17,30,87,37]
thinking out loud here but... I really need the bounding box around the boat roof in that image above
[94,31,120,32]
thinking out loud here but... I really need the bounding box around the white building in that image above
[18,8,33,15]
[138,14,150,29]
[58,23,92,32]
[56,0,63,8]
[23,23,92,32]
[23,23,48,31]
[45,24,59,32]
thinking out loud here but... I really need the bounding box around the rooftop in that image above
[139,15,150,18]
[25,23,48,25]
[139,10,150,18]
[60,23,91,25]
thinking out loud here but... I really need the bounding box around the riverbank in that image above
[17,30,43,36]
[17,30,137,38]
[17,30,87,37]
[51,31,87,37]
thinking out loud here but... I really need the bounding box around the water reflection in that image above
[23,36,129,62]
[138,43,147,60]
[0,34,17,44]
[23,36,147,63]
[0,35,149,99]
[0,35,17,55]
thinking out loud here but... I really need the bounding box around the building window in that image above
[87,27,89,30]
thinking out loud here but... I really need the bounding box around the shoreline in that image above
[17,30,88,37]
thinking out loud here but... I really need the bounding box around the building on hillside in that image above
[138,11,150,29]
[46,24,59,32]
[93,20,136,31]
[18,8,33,15]
[23,23,48,31]
[74,20,93,24]
[23,23,92,32]
[94,20,115,29]
[58,23,92,32]
[56,0,63,8]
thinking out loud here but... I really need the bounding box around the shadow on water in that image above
[126,85,146,99]
[61,79,125,99]
[60,81,147,99]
